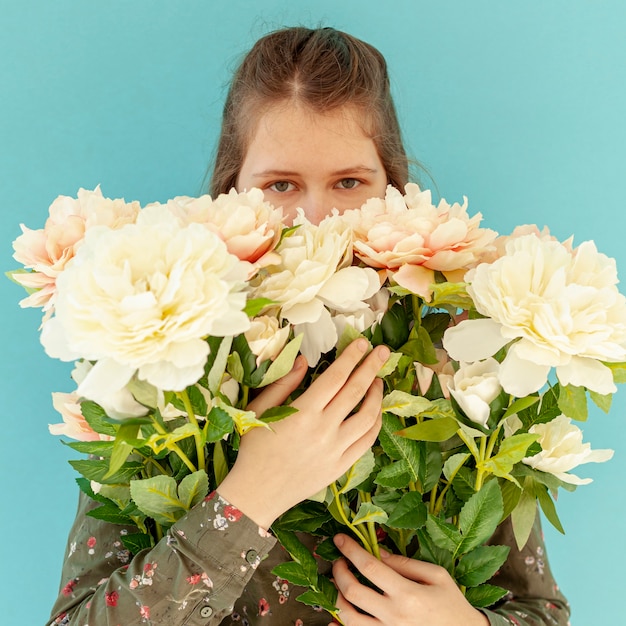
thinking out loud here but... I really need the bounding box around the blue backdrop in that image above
[1,1,624,623]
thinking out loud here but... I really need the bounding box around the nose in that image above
[297,189,331,225]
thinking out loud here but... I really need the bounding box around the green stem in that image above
[240,384,249,409]
[330,483,373,555]
[475,435,488,491]
[360,491,381,560]
[177,389,206,472]
[151,419,197,474]
[429,483,438,515]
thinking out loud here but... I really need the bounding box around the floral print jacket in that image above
[48,490,570,626]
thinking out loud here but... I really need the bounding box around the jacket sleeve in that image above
[479,515,571,626]
[48,490,277,626]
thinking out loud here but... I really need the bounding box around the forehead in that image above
[243,103,379,171]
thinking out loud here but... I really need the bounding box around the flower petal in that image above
[443,318,509,362]
[556,357,617,395]
[499,343,551,396]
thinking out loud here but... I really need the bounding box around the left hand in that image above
[330,534,489,626]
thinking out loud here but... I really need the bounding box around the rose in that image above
[443,234,626,396]
[340,184,497,298]
[40,204,250,410]
[447,358,502,428]
[245,315,291,365]
[251,211,380,365]
[522,414,614,484]
[11,187,140,319]
[165,188,283,277]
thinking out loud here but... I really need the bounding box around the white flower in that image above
[40,205,251,408]
[443,235,626,396]
[252,211,380,365]
[523,414,614,484]
[448,358,502,428]
[245,315,291,365]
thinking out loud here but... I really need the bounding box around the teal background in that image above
[1,1,624,622]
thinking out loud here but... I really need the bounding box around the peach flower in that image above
[11,187,140,319]
[340,184,497,298]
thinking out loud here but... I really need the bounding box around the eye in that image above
[335,178,360,190]
[269,181,295,193]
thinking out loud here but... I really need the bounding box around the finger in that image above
[247,355,308,414]
[333,534,400,596]
[380,550,452,586]
[294,338,371,408]
[339,379,383,463]
[324,344,390,419]
[332,558,386,623]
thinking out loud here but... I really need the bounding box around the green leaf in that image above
[187,385,208,418]
[425,515,462,553]
[271,527,318,586]
[207,336,232,394]
[589,390,612,413]
[429,282,474,309]
[500,480,522,521]
[400,330,438,365]
[203,406,234,443]
[69,459,143,485]
[464,583,509,608]
[378,413,422,485]
[398,416,459,442]
[98,484,131,507]
[606,361,626,384]
[336,324,368,356]
[227,351,245,383]
[382,391,432,418]
[61,440,114,457]
[352,502,389,526]
[386,492,427,530]
[443,453,470,482]
[178,470,209,509]
[258,405,299,424]
[80,401,117,437]
[374,461,413,489]
[295,589,338,613]
[536,485,565,535]
[423,442,444,493]
[380,303,411,349]
[376,351,402,378]
[416,527,453,571]
[457,480,504,555]
[271,561,311,587]
[121,532,153,555]
[502,395,540,420]
[338,449,376,494]
[557,384,588,421]
[130,475,186,526]
[244,297,276,318]
[421,311,453,345]
[452,466,477,502]
[212,440,229,487]
[314,537,342,562]
[479,433,538,480]
[86,503,133,525]
[511,485,537,550]
[259,334,304,387]
[145,423,199,454]
[106,423,141,479]
[456,545,510,587]
[275,502,331,534]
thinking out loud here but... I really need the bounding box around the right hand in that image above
[217,338,389,529]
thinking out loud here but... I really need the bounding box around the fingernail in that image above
[356,338,368,352]
[334,534,345,547]
[377,345,390,361]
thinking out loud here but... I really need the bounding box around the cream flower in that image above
[11,187,140,319]
[165,188,283,277]
[245,315,291,365]
[443,234,626,397]
[340,184,497,298]
[40,204,250,407]
[448,358,502,428]
[522,414,614,484]
[251,211,380,365]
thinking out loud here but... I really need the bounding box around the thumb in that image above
[247,355,308,414]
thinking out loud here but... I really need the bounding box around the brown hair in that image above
[209,26,410,197]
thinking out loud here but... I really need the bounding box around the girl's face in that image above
[237,104,388,225]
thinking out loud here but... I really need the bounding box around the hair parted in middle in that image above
[209,26,410,197]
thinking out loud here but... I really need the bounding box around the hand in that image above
[217,339,389,529]
[330,534,489,626]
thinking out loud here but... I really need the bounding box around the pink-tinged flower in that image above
[11,187,139,320]
[165,188,284,277]
[341,184,497,299]
[49,391,100,441]
[414,348,455,398]
[105,591,119,607]
[258,598,270,616]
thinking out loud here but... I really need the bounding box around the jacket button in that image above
[245,549,258,564]
[199,605,213,618]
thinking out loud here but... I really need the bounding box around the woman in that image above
[49,27,570,626]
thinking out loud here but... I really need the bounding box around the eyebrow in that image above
[251,166,379,178]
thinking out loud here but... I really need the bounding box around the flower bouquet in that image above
[9,184,622,619]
